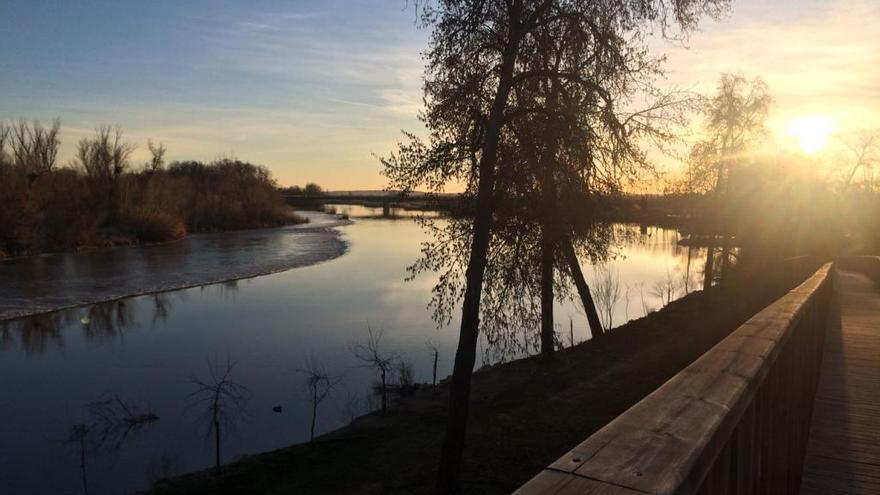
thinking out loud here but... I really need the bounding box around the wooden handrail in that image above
[514,262,834,495]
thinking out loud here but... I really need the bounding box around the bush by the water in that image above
[0,120,305,256]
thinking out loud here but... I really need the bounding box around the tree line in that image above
[0,121,303,258]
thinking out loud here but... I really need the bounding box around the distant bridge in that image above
[516,257,880,494]
[282,193,463,216]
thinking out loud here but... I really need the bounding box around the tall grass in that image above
[0,120,305,257]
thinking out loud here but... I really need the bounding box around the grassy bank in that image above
[150,278,796,495]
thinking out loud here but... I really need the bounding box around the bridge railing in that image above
[514,262,834,495]
[838,255,880,285]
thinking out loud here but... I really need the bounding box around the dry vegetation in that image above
[0,120,304,257]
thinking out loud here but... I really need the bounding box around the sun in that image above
[786,115,837,155]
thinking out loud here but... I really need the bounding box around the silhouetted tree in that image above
[383,1,730,491]
[297,354,341,443]
[74,126,136,223]
[351,327,397,415]
[187,358,250,474]
[9,118,60,185]
[594,265,621,330]
[146,139,167,172]
[65,423,91,495]
[686,74,771,288]
[62,393,158,495]
[838,130,879,193]
[88,394,159,446]
[0,122,8,159]
[303,183,323,196]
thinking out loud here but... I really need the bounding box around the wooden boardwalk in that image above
[801,269,880,494]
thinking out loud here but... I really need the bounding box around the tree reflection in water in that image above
[0,292,180,355]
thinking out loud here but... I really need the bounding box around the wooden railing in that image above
[514,262,834,495]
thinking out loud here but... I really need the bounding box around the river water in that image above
[0,205,705,494]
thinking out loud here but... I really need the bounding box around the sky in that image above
[1,0,878,190]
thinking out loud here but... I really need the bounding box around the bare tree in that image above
[296,354,341,443]
[350,327,397,415]
[0,123,9,162]
[838,130,879,193]
[87,394,159,454]
[686,74,771,288]
[9,118,60,186]
[147,139,167,172]
[65,423,91,495]
[62,393,158,495]
[652,269,681,307]
[73,126,135,221]
[187,357,250,474]
[594,265,621,331]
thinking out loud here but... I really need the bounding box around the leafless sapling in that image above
[65,423,91,495]
[186,357,250,474]
[594,265,621,331]
[296,354,341,443]
[351,327,397,415]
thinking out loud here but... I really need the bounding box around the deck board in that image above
[801,269,880,495]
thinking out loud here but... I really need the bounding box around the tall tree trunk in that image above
[538,159,558,356]
[435,8,522,492]
[560,237,604,338]
[703,242,716,291]
[684,245,693,294]
[540,222,555,356]
[214,420,221,474]
[310,386,317,443]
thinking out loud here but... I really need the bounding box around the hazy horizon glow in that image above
[1,0,878,190]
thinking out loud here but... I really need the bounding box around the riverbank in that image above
[150,276,798,495]
[0,211,352,321]
[0,210,311,262]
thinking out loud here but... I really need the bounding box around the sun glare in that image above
[786,115,837,155]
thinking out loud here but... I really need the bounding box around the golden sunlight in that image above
[786,115,838,154]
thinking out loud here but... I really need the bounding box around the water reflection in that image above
[0,210,347,321]
[0,209,705,494]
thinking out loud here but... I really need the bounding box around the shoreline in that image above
[149,274,799,495]
[0,217,353,322]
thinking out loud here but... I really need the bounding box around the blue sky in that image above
[2,0,878,189]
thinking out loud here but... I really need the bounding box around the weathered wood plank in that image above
[801,267,880,495]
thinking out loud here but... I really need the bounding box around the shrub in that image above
[124,209,187,243]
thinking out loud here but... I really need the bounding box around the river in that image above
[0,205,706,494]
